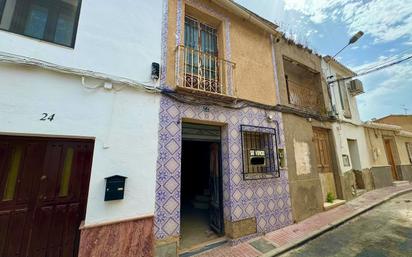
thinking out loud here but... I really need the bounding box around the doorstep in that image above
[323,199,346,211]
[178,237,228,257]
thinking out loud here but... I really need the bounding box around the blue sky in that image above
[235,0,412,121]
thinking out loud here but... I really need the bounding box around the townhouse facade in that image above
[0,1,163,256]
[155,0,292,254]
[365,117,412,185]
[322,57,372,199]
[271,37,339,222]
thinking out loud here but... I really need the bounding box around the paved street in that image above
[281,192,412,257]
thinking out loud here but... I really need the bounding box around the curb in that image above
[261,186,412,257]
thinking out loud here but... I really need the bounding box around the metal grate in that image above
[240,125,280,180]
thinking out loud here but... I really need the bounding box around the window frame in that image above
[406,142,412,164]
[240,125,280,180]
[0,0,6,21]
[337,78,352,118]
[0,0,82,48]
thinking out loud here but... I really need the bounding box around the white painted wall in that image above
[0,0,163,84]
[332,123,370,173]
[321,60,362,124]
[0,64,160,225]
[322,59,370,173]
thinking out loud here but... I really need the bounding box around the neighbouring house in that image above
[272,36,341,222]
[0,1,163,256]
[375,115,412,132]
[155,0,292,255]
[364,118,412,185]
[322,56,372,200]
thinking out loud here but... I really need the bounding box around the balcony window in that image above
[0,0,81,47]
[283,57,323,113]
[184,16,220,92]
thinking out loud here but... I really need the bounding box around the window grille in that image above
[184,16,220,93]
[240,125,280,180]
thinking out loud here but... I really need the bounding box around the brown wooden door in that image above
[313,128,333,174]
[384,139,398,180]
[313,128,338,199]
[0,136,93,257]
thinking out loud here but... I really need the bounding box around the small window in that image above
[0,0,81,47]
[406,143,412,164]
[241,125,280,180]
[337,79,352,118]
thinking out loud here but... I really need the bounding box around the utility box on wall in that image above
[105,175,127,201]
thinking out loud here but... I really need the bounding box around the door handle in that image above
[40,175,47,181]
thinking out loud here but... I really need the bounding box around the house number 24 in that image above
[40,113,56,121]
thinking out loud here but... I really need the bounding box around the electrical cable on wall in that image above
[0,51,161,93]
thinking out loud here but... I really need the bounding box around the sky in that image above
[235,0,412,121]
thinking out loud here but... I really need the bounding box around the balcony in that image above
[175,45,236,98]
[286,79,323,113]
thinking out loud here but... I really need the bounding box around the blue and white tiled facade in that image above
[154,96,293,239]
[155,0,293,241]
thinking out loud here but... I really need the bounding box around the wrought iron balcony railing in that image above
[175,45,236,97]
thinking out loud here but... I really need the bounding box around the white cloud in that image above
[282,0,412,44]
[356,58,412,119]
[283,0,351,23]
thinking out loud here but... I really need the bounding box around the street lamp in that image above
[332,31,364,58]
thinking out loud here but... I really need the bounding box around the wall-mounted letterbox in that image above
[104,175,127,201]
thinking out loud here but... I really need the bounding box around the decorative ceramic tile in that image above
[154,95,293,240]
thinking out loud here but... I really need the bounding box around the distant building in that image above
[375,115,412,132]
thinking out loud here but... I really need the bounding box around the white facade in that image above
[0,1,163,84]
[0,0,164,225]
[322,58,370,173]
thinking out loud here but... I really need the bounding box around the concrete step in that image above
[356,189,367,196]
[393,180,410,187]
[192,200,209,210]
[323,199,346,211]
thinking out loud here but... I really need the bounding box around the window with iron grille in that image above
[184,16,220,92]
[241,125,280,180]
[0,0,81,47]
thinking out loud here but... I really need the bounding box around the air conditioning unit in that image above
[348,79,364,96]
